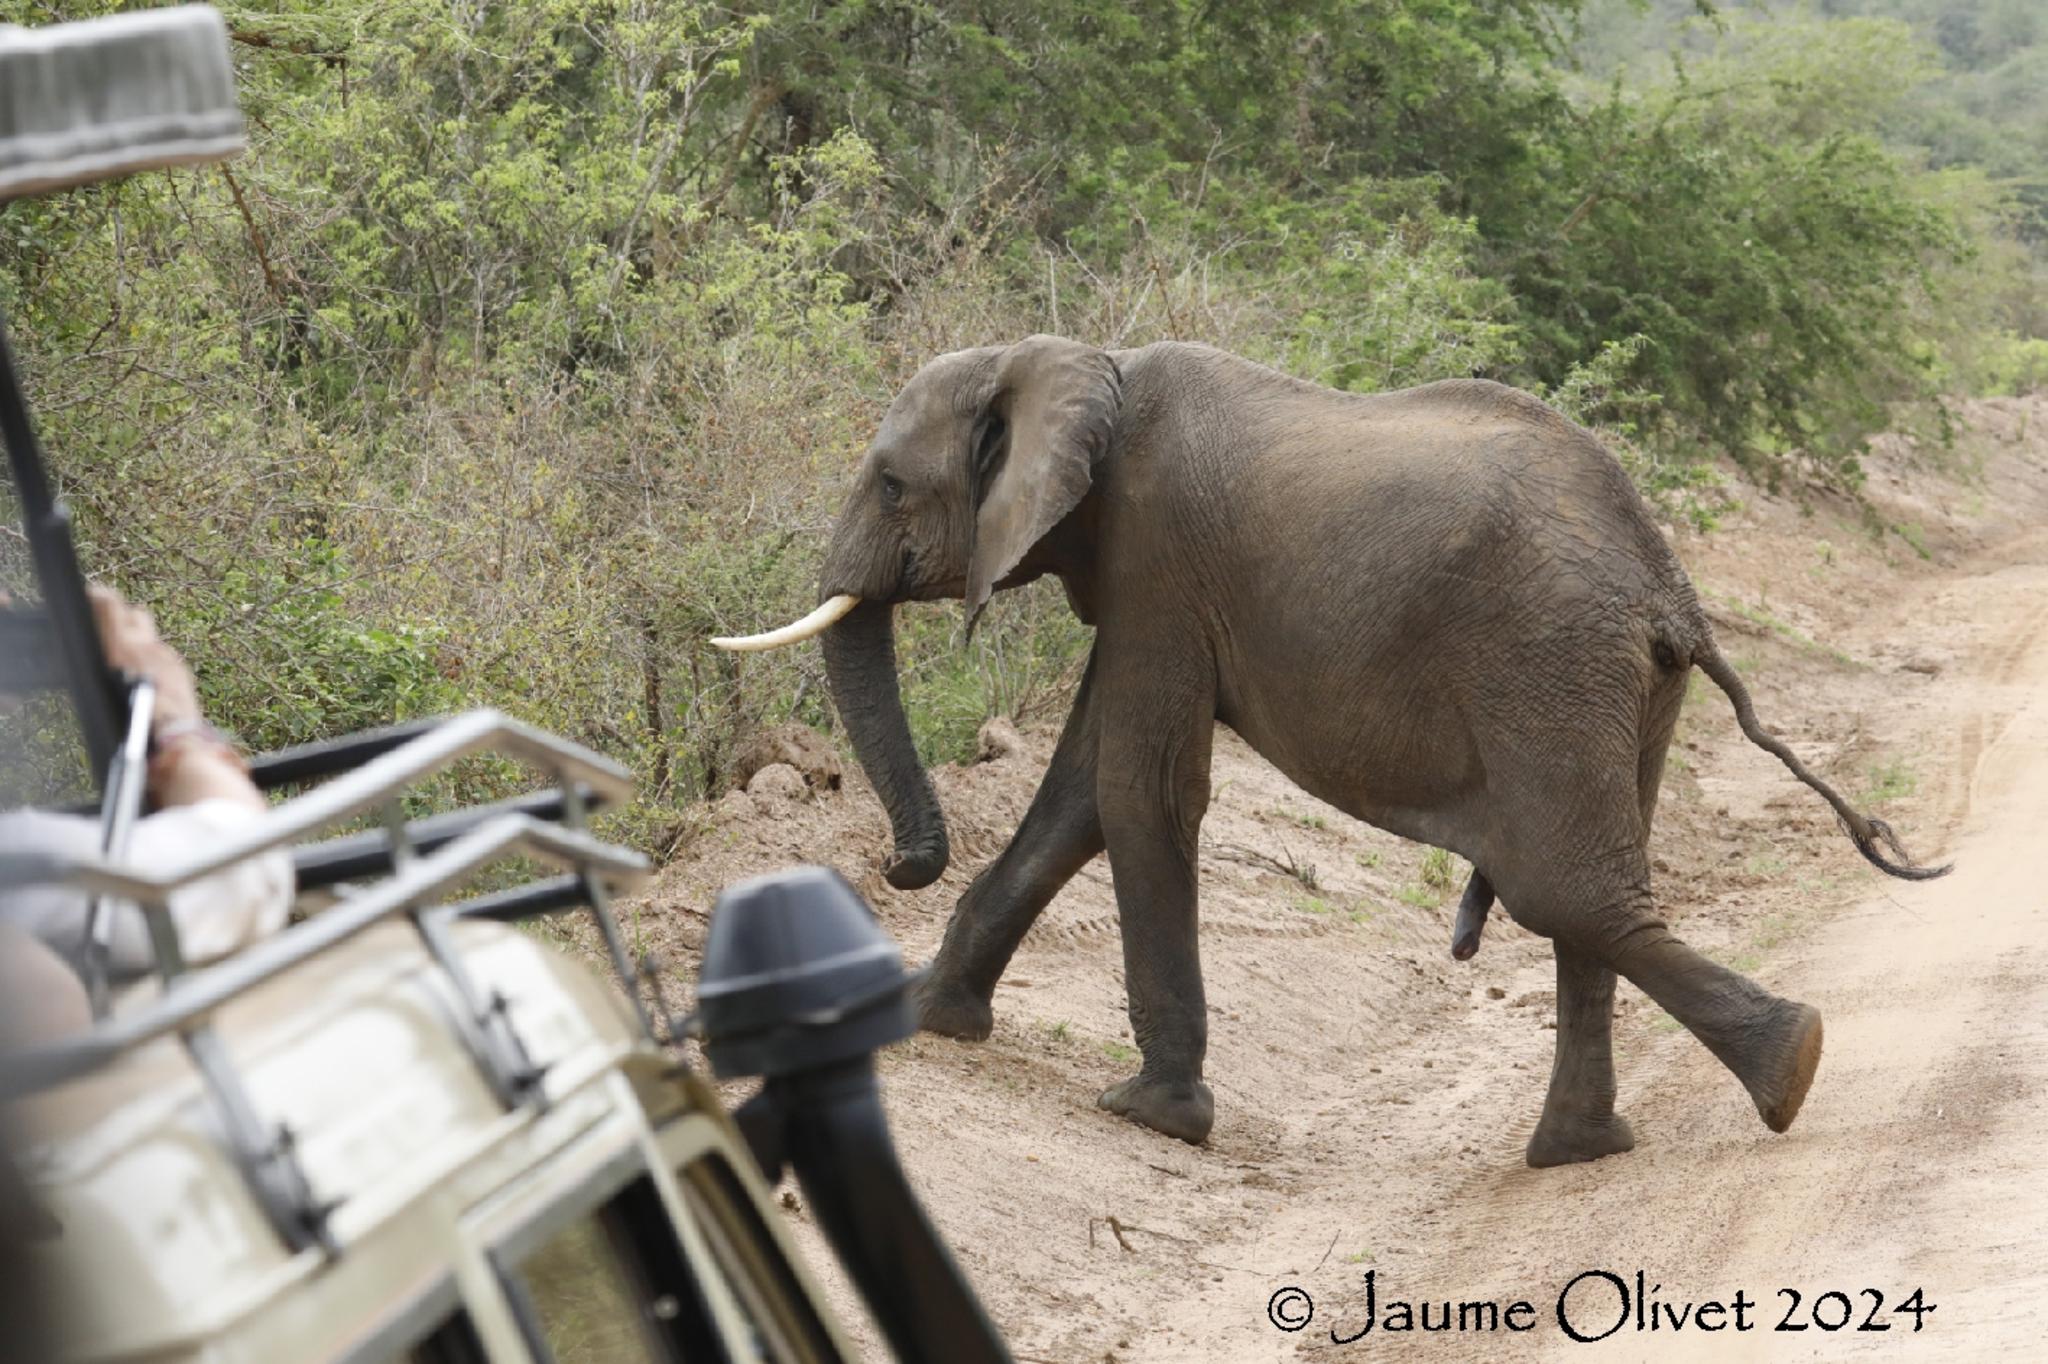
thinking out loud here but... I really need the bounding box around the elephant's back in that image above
[1223,374,1691,674]
[1105,346,1696,634]
[1245,376,1687,611]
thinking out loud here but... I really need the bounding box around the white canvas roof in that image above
[0,5,243,201]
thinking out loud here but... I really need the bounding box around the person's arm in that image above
[85,586,290,970]
[86,585,262,814]
[0,924,92,1047]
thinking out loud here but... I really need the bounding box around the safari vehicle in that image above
[0,10,1010,1363]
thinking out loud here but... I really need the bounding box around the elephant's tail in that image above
[1692,643,1951,881]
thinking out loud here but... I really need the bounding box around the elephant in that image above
[713,335,1947,1165]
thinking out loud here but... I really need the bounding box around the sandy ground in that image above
[608,397,2048,1361]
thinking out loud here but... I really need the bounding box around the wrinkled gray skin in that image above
[815,336,1945,1164]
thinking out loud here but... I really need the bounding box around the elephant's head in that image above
[712,335,1121,889]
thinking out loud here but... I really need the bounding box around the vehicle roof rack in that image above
[0,699,667,1252]
[0,8,673,1255]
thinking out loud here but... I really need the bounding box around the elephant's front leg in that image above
[916,652,1106,1040]
[1524,942,1636,1167]
[1094,667,1218,1145]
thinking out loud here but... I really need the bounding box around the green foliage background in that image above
[1,0,2039,844]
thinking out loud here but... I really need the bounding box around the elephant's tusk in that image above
[710,593,862,651]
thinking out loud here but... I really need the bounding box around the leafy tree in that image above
[1498,15,1982,471]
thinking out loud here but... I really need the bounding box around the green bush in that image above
[1497,17,1988,484]
[1982,333,2048,395]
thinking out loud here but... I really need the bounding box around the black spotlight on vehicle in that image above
[691,865,1012,1364]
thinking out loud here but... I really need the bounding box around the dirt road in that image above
[628,398,2048,1361]
[1365,528,2048,1363]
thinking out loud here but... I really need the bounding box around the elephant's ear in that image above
[965,335,1121,634]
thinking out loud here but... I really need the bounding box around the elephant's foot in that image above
[912,974,995,1041]
[1098,1073,1214,1145]
[1525,1111,1636,1168]
[1740,1000,1824,1134]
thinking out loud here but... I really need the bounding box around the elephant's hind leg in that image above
[1525,943,1635,1167]
[1601,919,1823,1134]
[1495,787,1820,1160]
[917,651,1107,1040]
[1523,874,1822,1150]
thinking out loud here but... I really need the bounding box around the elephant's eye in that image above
[880,472,904,507]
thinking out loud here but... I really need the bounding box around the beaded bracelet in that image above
[146,718,250,793]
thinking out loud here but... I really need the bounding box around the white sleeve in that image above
[0,809,108,966]
[123,800,295,966]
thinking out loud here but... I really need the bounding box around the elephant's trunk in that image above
[822,599,950,890]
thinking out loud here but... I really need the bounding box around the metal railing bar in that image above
[293,789,600,891]
[0,710,634,903]
[441,876,590,923]
[247,716,446,791]
[407,897,541,1110]
[184,1021,338,1256]
[81,678,158,1015]
[561,781,657,1039]
[0,813,650,1100]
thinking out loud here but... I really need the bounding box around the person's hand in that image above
[85,585,202,729]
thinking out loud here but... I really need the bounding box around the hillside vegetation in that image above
[1,0,2041,843]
